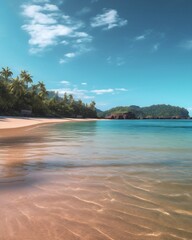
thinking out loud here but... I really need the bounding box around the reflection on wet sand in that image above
[0,127,47,184]
[1,168,192,240]
[0,122,192,240]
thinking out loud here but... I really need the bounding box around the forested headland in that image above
[0,67,97,118]
[99,105,189,119]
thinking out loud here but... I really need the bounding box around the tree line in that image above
[0,67,97,118]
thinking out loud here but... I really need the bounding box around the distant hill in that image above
[96,108,104,118]
[99,104,189,119]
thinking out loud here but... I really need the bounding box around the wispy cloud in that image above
[50,85,128,99]
[91,88,128,95]
[21,2,92,55]
[152,43,160,52]
[106,56,112,64]
[60,40,68,45]
[133,30,164,53]
[59,48,91,63]
[135,35,145,41]
[91,9,127,30]
[134,30,153,42]
[76,7,91,16]
[65,52,76,58]
[107,56,125,66]
[50,87,94,100]
[115,88,128,91]
[96,102,108,108]
[91,89,114,95]
[32,0,50,3]
[59,52,77,63]
[59,59,66,64]
[60,80,70,85]
[181,40,192,50]
[116,57,125,66]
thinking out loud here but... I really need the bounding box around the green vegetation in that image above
[141,105,189,118]
[0,67,97,118]
[100,104,189,119]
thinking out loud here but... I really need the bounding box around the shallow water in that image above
[0,120,192,240]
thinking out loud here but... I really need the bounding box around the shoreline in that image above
[0,117,98,131]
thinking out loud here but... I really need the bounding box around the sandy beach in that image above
[0,117,97,130]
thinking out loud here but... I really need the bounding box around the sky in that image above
[0,0,192,114]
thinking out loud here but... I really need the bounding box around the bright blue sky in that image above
[0,0,192,114]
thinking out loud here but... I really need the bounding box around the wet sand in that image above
[0,121,192,240]
[1,167,192,240]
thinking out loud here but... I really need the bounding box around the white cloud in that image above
[91,87,128,95]
[60,40,68,45]
[33,0,50,3]
[181,40,192,50]
[59,58,66,64]
[59,43,93,64]
[81,82,87,85]
[50,87,94,100]
[134,30,153,42]
[44,4,59,11]
[91,89,114,95]
[22,4,59,24]
[59,52,77,63]
[74,32,89,38]
[65,52,76,58]
[115,88,128,91]
[21,3,93,55]
[135,35,145,41]
[60,80,70,85]
[21,4,71,51]
[22,24,72,50]
[91,9,127,30]
[72,32,93,44]
[50,85,128,99]
[83,95,95,99]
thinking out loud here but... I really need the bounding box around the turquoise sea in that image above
[0,120,192,240]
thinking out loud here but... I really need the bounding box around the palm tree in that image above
[9,77,26,110]
[0,67,13,81]
[63,92,69,104]
[20,70,33,88]
[88,101,96,118]
[30,84,38,97]
[69,94,74,105]
[37,81,48,100]
[89,101,96,111]
[9,77,25,98]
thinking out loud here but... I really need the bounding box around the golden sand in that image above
[0,117,97,130]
